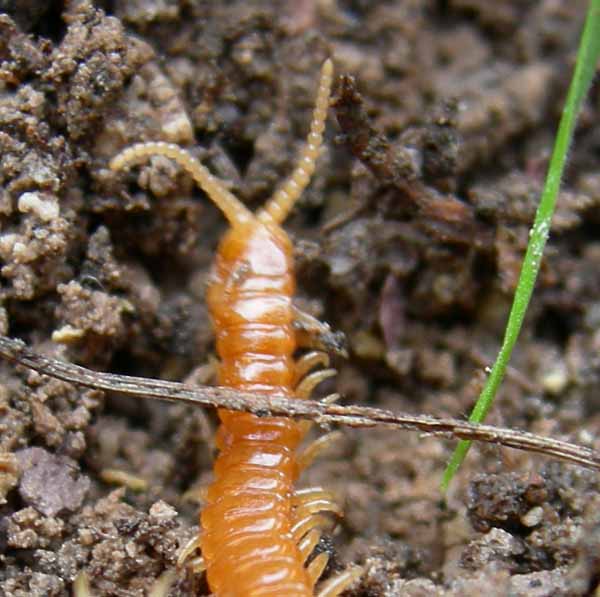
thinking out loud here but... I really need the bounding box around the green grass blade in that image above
[441,0,600,492]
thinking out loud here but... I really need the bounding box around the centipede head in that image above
[206,220,295,327]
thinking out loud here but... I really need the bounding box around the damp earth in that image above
[1,1,599,596]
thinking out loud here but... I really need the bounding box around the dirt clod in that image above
[15,447,89,517]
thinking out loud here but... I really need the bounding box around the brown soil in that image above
[1,1,599,596]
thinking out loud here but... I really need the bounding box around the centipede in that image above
[105,59,362,596]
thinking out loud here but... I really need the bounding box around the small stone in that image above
[521,506,544,528]
[540,361,568,395]
[16,447,89,517]
[149,500,177,521]
[18,192,60,221]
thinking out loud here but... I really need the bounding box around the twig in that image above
[0,335,599,471]
[332,74,492,248]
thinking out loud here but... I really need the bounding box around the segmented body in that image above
[110,60,360,597]
[202,221,311,595]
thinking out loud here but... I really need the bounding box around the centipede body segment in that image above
[108,60,361,596]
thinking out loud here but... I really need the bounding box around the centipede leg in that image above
[296,369,337,399]
[74,563,184,597]
[297,431,343,471]
[296,368,338,434]
[148,569,178,597]
[294,351,330,384]
[291,512,336,543]
[292,487,343,518]
[321,392,341,405]
[292,507,363,597]
[316,566,363,597]
[298,528,322,563]
[307,552,330,587]
[176,534,205,571]
[184,358,218,386]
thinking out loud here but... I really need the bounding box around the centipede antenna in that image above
[258,59,333,225]
[110,141,254,226]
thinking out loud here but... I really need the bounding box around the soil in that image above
[1,1,599,596]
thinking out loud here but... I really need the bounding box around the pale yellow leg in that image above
[298,528,322,563]
[296,369,337,399]
[296,368,338,435]
[293,487,342,518]
[307,552,330,587]
[184,359,218,386]
[321,392,341,405]
[295,351,330,384]
[148,569,178,597]
[291,513,335,543]
[317,566,363,597]
[176,534,204,569]
[297,431,343,472]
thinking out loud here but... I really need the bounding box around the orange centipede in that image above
[109,59,361,597]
